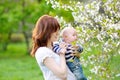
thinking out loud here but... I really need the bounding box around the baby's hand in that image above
[68,46,79,52]
[71,52,80,58]
[70,46,81,58]
[73,45,79,50]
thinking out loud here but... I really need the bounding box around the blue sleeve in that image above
[77,44,83,53]
[52,43,61,54]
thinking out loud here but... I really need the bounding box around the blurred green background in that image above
[0,0,120,80]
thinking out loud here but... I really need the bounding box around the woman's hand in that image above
[59,42,67,54]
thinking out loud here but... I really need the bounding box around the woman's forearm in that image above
[59,53,67,79]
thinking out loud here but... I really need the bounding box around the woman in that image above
[31,15,76,80]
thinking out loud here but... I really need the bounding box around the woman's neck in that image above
[47,41,52,49]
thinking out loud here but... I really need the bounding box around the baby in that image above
[53,27,87,80]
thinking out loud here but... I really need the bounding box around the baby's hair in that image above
[60,27,74,37]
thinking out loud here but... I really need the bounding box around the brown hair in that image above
[31,15,60,56]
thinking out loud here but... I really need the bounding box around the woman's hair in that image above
[31,15,60,56]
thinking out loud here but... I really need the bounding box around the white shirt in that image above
[35,47,76,80]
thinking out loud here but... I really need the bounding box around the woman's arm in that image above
[44,44,67,80]
[43,53,67,80]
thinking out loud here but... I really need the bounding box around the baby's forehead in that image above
[61,27,76,36]
[66,28,76,33]
[64,27,75,32]
[65,28,76,34]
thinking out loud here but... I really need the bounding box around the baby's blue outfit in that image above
[53,42,87,80]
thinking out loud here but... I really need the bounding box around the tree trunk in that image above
[21,0,30,54]
[2,32,12,51]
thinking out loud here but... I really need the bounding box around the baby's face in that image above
[65,28,77,43]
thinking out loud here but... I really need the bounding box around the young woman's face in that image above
[50,30,59,42]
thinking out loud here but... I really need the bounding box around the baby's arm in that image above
[70,44,83,58]
[76,44,83,53]
[53,42,67,55]
[53,43,62,54]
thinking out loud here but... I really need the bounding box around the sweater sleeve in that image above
[52,43,61,54]
[77,44,83,53]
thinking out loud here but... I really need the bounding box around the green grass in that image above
[0,43,44,80]
[0,42,120,80]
